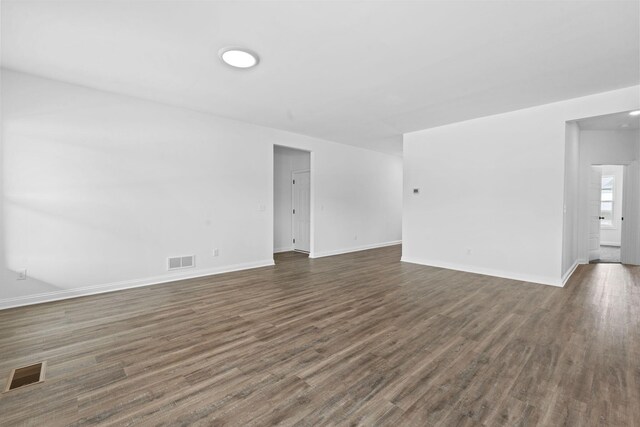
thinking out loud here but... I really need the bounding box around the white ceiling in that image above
[2,1,639,155]
[577,111,640,130]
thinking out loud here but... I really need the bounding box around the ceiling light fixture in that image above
[630,110,640,116]
[219,47,259,69]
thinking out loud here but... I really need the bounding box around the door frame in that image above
[586,161,637,265]
[291,169,311,253]
[272,144,315,258]
[587,166,603,262]
[621,161,639,264]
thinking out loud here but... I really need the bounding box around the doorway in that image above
[273,145,311,255]
[588,165,625,263]
[563,110,640,272]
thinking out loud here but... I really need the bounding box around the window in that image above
[600,175,614,228]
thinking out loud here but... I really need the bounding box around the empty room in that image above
[1,1,639,425]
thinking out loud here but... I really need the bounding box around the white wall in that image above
[562,121,580,276]
[274,146,310,252]
[0,70,402,308]
[577,130,639,259]
[599,165,625,246]
[286,138,403,259]
[403,86,639,287]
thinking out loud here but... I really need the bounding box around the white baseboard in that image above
[0,259,275,311]
[274,246,294,253]
[400,256,563,287]
[561,260,582,286]
[600,241,621,247]
[310,240,402,259]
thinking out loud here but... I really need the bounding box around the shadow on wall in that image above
[2,119,203,290]
[1,93,271,296]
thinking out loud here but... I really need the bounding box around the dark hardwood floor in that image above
[0,245,638,426]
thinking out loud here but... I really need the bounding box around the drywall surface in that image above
[403,86,639,286]
[0,70,402,308]
[274,146,310,252]
[562,121,580,277]
[599,165,625,246]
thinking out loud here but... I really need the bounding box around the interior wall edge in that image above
[0,259,275,311]
[400,256,565,287]
[561,259,581,287]
[274,247,294,253]
[1,67,398,158]
[309,240,402,259]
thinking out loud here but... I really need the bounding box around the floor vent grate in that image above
[4,362,46,392]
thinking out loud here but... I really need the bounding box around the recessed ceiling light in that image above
[630,110,640,116]
[219,47,259,69]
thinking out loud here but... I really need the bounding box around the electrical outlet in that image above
[17,269,27,280]
[213,248,219,257]
[354,235,358,241]
[466,248,472,255]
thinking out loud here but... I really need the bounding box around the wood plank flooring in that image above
[0,245,638,426]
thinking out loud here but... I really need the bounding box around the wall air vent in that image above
[168,255,195,271]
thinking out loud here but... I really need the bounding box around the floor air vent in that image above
[4,362,46,392]
[168,255,195,270]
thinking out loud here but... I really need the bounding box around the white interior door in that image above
[621,161,640,265]
[292,171,310,252]
[588,166,602,261]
